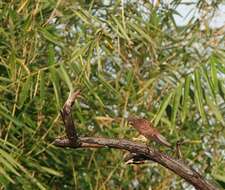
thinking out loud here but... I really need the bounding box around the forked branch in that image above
[54,91,218,190]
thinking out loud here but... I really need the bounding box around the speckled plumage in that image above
[128,117,171,148]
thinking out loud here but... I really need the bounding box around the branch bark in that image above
[54,91,218,190]
[60,90,80,145]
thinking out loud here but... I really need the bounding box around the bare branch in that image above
[60,90,81,145]
[54,137,218,190]
[55,91,218,190]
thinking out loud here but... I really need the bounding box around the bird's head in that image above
[127,116,140,127]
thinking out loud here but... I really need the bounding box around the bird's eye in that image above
[128,120,133,125]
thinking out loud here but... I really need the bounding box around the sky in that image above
[172,0,225,28]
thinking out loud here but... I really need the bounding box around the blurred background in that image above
[0,0,224,189]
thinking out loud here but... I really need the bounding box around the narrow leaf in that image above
[205,96,225,125]
[18,76,32,108]
[39,71,45,102]
[181,76,191,122]
[48,45,61,109]
[0,156,20,176]
[0,105,24,127]
[0,165,14,183]
[39,28,62,46]
[193,69,207,123]
[40,166,63,177]
[59,65,73,91]
[210,56,219,92]
[154,93,173,126]
[171,84,182,130]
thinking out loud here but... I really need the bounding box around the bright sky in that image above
[172,1,225,28]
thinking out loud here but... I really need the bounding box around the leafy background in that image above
[0,0,224,189]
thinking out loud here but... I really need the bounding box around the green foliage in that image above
[0,0,224,189]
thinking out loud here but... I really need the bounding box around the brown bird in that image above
[128,117,172,148]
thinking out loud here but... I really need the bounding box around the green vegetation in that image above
[0,1,224,189]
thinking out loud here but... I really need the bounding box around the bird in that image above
[127,117,172,148]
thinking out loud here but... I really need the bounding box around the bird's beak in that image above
[111,117,134,127]
[113,117,123,122]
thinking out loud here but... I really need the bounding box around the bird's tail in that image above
[155,134,172,148]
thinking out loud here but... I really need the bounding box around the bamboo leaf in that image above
[59,65,73,91]
[213,173,225,183]
[39,28,62,46]
[137,78,155,95]
[171,84,182,130]
[0,105,24,127]
[48,45,61,109]
[111,15,130,43]
[74,10,90,25]
[18,76,32,108]
[40,166,63,177]
[218,80,225,101]
[205,95,225,125]
[0,156,20,176]
[201,67,216,99]
[98,74,120,97]
[0,148,20,167]
[210,56,219,93]
[193,69,207,123]
[154,93,173,126]
[0,165,15,184]
[129,22,155,46]
[181,76,191,122]
[39,71,45,102]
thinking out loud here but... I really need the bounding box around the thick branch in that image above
[55,91,218,190]
[54,137,218,190]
